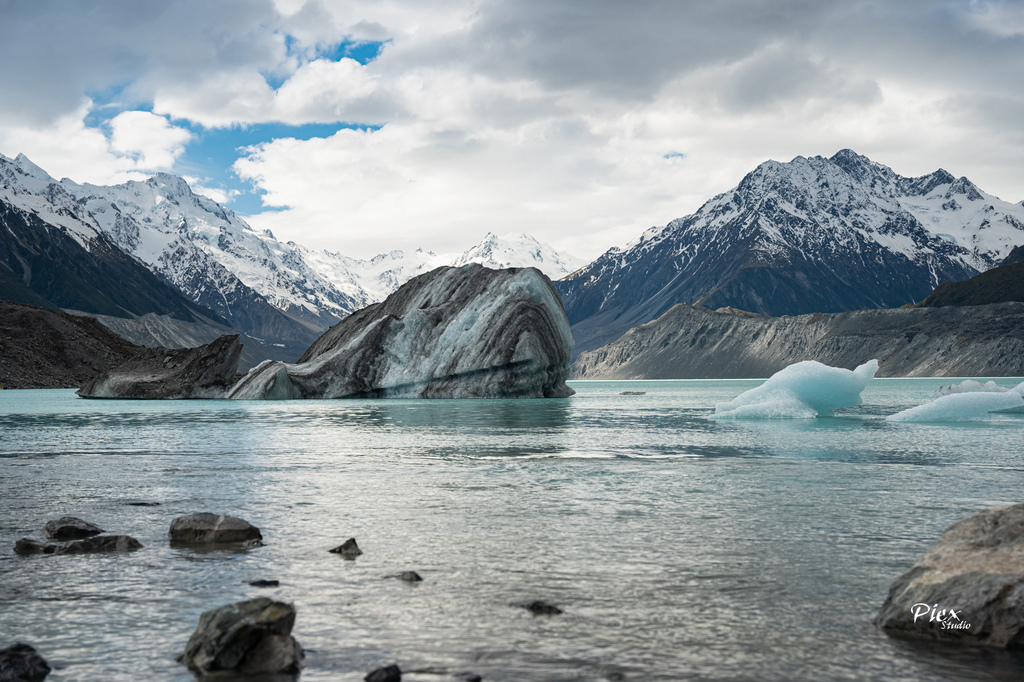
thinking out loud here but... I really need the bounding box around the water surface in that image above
[2,379,1023,681]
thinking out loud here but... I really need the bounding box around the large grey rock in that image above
[875,503,1024,647]
[14,535,142,556]
[42,516,103,540]
[178,598,303,675]
[0,643,50,682]
[77,334,242,399]
[168,513,262,546]
[228,265,574,400]
[572,301,1024,379]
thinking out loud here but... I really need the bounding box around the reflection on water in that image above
[0,381,1023,681]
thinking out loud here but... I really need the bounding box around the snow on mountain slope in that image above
[557,149,1024,355]
[451,232,584,278]
[1,153,580,352]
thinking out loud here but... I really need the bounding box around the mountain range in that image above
[556,149,1024,355]
[0,152,580,362]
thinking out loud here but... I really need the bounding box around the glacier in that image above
[711,360,879,419]
[887,379,1024,422]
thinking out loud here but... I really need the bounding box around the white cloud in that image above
[0,102,145,184]
[152,58,378,127]
[3,0,1024,263]
[109,111,192,170]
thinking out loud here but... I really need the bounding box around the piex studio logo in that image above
[912,603,971,631]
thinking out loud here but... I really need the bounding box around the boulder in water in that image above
[42,516,103,540]
[0,643,51,681]
[168,513,263,546]
[365,664,402,682]
[228,265,574,400]
[14,535,142,556]
[178,597,303,675]
[875,503,1024,647]
[329,538,362,557]
[77,335,242,399]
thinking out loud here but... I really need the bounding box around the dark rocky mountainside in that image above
[0,301,144,388]
[557,150,1024,356]
[572,302,1024,379]
[917,261,1024,308]
[0,198,215,322]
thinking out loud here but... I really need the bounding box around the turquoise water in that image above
[1,379,1024,681]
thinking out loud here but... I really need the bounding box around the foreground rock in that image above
[178,598,303,675]
[573,301,1024,379]
[42,516,103,540]
[875,503,1024,647]
[168,513,262,546]
[14,535,142,556]
[0,643,51,681]
[329,538,362,557]
[365,664,401,682]
[77,335,242,399]
[228,264,574,399]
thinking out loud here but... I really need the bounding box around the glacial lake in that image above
[2,379,1024,681]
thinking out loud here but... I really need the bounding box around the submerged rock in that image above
[14,535,142,556]
[42,516,103,540]
[0,643,51,681]
[228,265,574,400]
[168,513,262,546]
[519,600,563,615]
[249,579,280,588]
[365,664,402,682]
[875,503,1024,647]
[77,335,242,399]
[178,597,303,675]
[329,538,362,557]
[388,571,423,582]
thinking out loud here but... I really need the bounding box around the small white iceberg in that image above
[712,360,879,419]
[887,379,1024,422]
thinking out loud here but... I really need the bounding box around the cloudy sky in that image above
[1,0,1022,260]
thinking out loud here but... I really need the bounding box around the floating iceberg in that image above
[887,379,1024,422]
[711,360,878,419]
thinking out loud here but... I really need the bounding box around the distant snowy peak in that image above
[450,232,584,279]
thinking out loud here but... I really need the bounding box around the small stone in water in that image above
[329,537,362,557]
[387,571,422,582]
[0,642,51,681]
[521,600,563,615]
[364,664,401,682]
[42,516,103,540]
[249,579,280,588]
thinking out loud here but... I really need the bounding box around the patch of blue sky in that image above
[82,38,388,213]
[663,151,687,160]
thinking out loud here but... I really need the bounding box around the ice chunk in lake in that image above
[712,360,878,419]
[888,379,1024,422]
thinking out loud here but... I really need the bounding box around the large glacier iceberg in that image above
[227,264,575,399]
[887,379,1024,422]
[712,360,879,419]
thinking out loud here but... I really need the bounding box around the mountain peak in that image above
[12,153,55,183]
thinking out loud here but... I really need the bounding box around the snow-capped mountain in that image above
[451,232,583,276]
[0,152,580,357]
[557,149,1024,355]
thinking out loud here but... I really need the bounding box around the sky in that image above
[1,0,1023,261]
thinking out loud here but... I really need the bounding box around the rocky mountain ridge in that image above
[557,150,1024,355]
